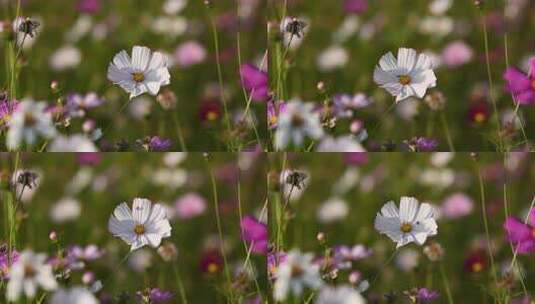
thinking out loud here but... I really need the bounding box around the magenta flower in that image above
[149,136,172,151]
[503,58,535,105]
[0,245,19,279]
[76,0,101,13]
[504,209,535,254]
[343,0,368,14]
[240,64,269,102]
[240,215,268,254]
[416,288,440,302]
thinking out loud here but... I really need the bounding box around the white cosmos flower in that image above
[107,46,171,99]
[316,135,365,152]
[374,197,438,248]
[6,250,58,302]
[373,48,437,103]
[48,135,98,152]
[108,198,172,251]
[49,287,98,304]
[315,285,366,304]
[7,100,57,150]
[274,100,324,150]
[273,250,323,301]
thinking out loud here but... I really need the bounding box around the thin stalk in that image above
[173,264,188,304]
[205,157,235,301]
[440,112,454,151]
[206,8,233,150]
[171,112,187,151]
[474,160,500,299]
[440,263,454,304]
[481,11,504,151]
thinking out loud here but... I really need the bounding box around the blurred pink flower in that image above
[76,0,101,13]
[240,215,268,254]
[504,209,535,254]
[174,41,207,68]
[442,41,473,67]
[441,192,474,219]
[175,193,207,219]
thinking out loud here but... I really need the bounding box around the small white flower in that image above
[49,197,82,223]
[316,46,349,71]
[274,100,324,150]
[107,46,171,99]
[49,45,82,71]
[108,198,172,251]
[373,48,437,103]
[374,197,438,248]
[7,100,57,150]
[317,198,349,223]
[316,135,365,152]
[48,135,98,152]
[273,250,323,301]
[6,250,58,302]
[315,285,366,304]
[49,287,98,304]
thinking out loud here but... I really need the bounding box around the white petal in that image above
[378,52,398,71]
[414,53,434,71]
[412,232,428,245]
[112,50,132,70]
[131,46,151,71]
[373,66,398,86]
[145,82,161,95]
[399,197,419,222]
[146,233,163,247]
[23,280,36,299]
[397,48,417,72]
[409,83,428,98]
[131,235,149,251]
[148,51,167,70]
[132,198,152,224]
[6,277,22,301]
[415,203,436,221]
[395,85,414,102]
[380,201,399,217]
[107,64,132,84]
[113,203,133,220]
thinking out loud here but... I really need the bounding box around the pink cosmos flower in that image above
[504,209,535,254]
[240,215,268,254]
[503,58,535,105]
[175,193,207,219]
[174,41,207,68]
[441,192,474,219]
[240,64,269,102]
[441,41,473,68]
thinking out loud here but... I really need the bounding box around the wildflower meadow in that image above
[0,152,267,303]
[0,0,267,152]
[268,0,535,152]
[269,152,535,303]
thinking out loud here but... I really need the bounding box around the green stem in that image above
[440,263,454,304]
[173,263,188,304]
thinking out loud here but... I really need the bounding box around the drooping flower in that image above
[503,209,535,254]
[240,63,269,102]
[6,100,57,150]
[315,285,366,304]
[503,58,535,105]
[107,46,171,99]
[374,197,438,248]
[108,198,172,251]
[274,100,324,150]
[273,250,323,301]
[6,250,58,301]
[240,215,268,254]
[49,287,98,304]
[374,48,437,102]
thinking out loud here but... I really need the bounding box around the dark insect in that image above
[285,170,308,190]
[284,18,307,39]
[17,18,40,38]
[17,170,39,189]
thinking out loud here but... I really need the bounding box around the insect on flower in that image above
[284,17,307,38]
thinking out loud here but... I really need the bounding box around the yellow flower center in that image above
[291,265,304,277]
[207,112,218,121]
[132,72,145,83]
[531,79,535,90]
[472,262,483,272]
[134,224,145,235]
[400,222,413,233]
[474,113,486,123]
[24,113,37,126]
[532,228,535,238]
[24,264,36,278]
[399,75,412,85]
[291,114,304,127]
[207,263,219,273]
